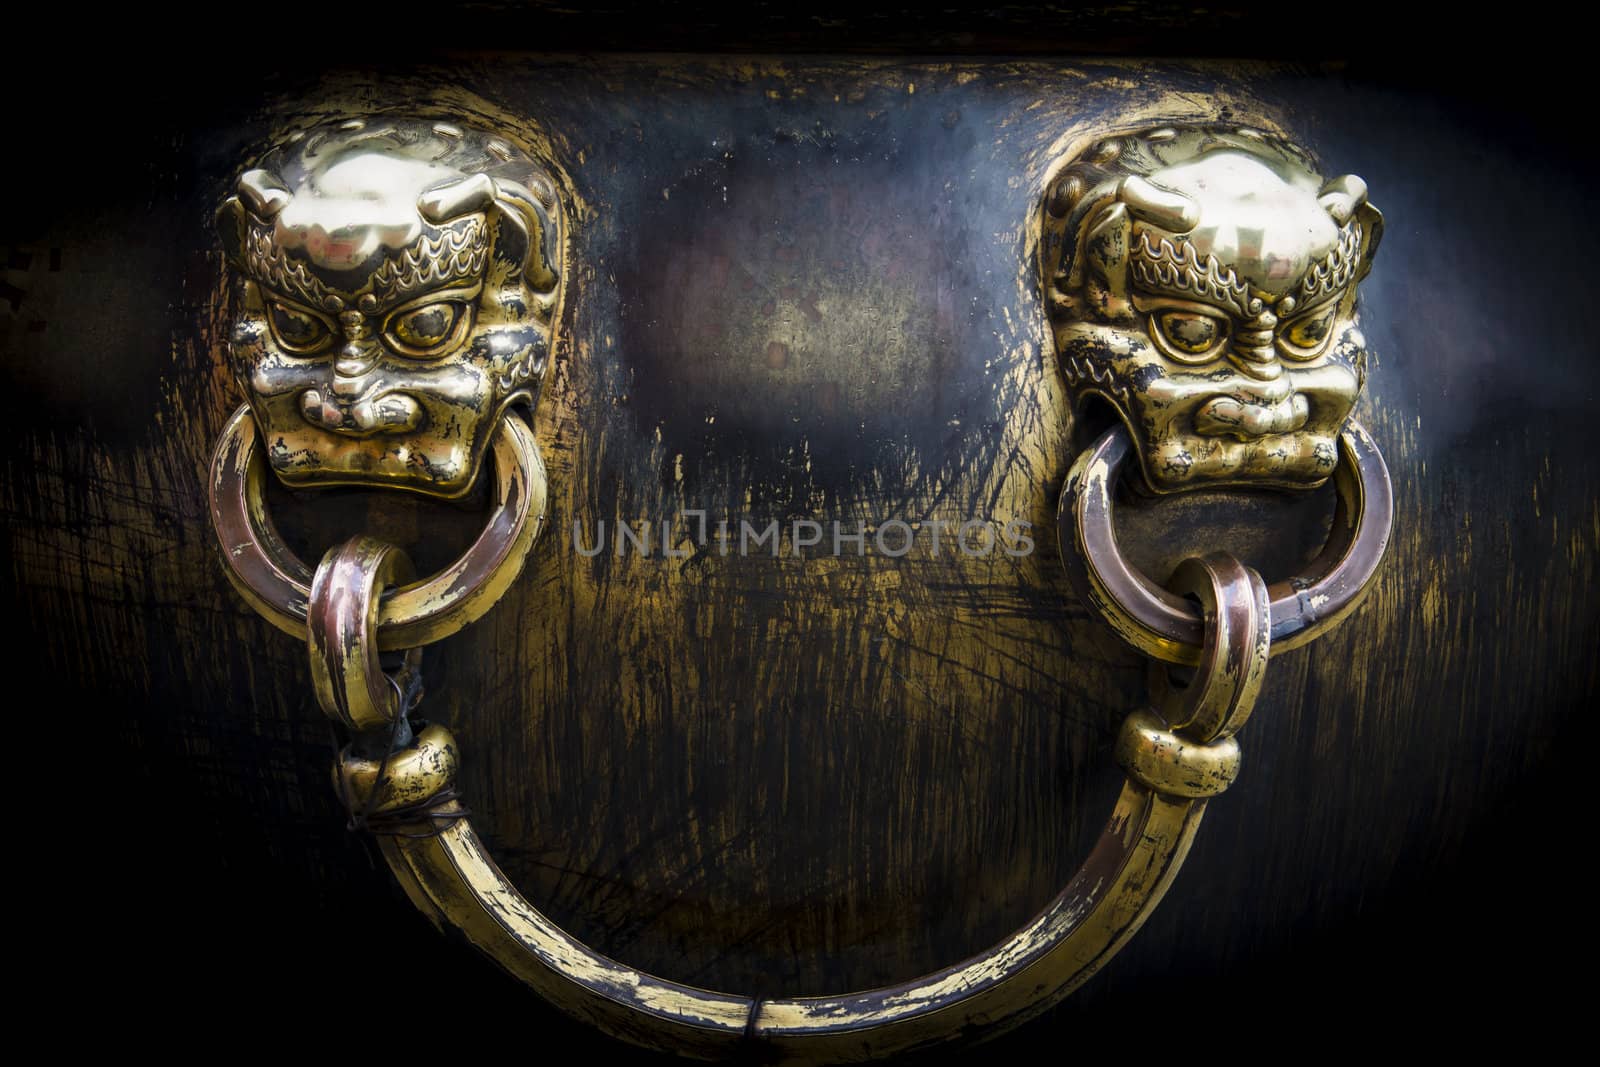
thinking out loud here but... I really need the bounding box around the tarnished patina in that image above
[306,524,1257,1062]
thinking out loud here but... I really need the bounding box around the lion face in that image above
[217,119,562,498]
[1041,127,1382,492]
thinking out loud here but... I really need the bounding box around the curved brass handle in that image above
[367,751,1206,1061]
[205,115,1394,1062]
[316,544,1261,1062]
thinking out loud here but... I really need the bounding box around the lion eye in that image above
[386,301,467,356]
[267,302,330,353]
[1153,310,1226,362]
[1280,306,1338,359]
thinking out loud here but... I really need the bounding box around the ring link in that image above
[1149,553,1271,744]
[1118,552,1270,796]
[1057,420,1392,665]
[207,404,546,651]
[307,536,421,734]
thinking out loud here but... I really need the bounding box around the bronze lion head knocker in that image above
[215,118,563,499]
[1044,125,1391,664]
[1041,124,1382,493]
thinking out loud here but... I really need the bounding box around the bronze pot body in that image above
[4,43,1593,1061]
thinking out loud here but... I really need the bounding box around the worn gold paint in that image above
[306,535,416,731]
[337,724,460,813]
[1116,709,1242,797]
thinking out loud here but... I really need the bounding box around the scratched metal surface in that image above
[3,54,1594,1057]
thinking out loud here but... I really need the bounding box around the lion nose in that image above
[1194,373,1309,438]
[1226,306,1283,381]
[331,341,379,398]
[1228,329,1282,381]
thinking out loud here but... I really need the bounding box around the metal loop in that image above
[1057,420,1392,665]
[1148,553,1271,743]
[307,536,420,733]
[208,404,546,650]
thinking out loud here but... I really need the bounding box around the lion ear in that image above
[1317,173,1382,284]
[215,196,248,269]
[420,172,560,295]
[1082,201,1132,306]
[491,178,560,294]
[1354,201,1384,283]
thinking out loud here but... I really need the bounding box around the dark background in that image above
[5,3,1595,1059]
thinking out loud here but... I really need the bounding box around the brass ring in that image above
[1148,553,1270,743]
[307,536,418,733]
[1057,420,1392,666]
[208,404,546,651]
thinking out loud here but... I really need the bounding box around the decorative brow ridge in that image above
[241,217,489,311]
[244,226,335,310]
[366,219,489,305]
[1129,232,1253,319]
[1300,221,1362,305]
